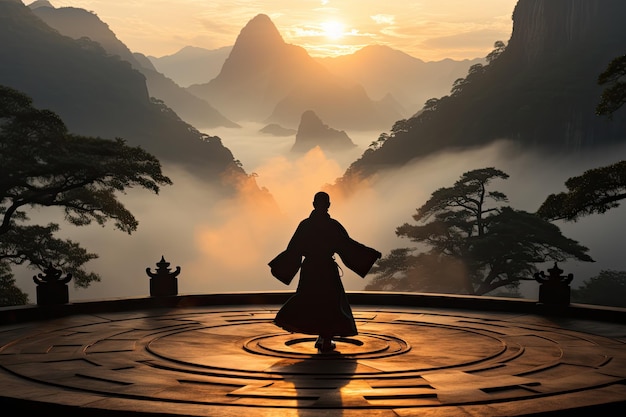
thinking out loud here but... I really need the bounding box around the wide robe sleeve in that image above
[268,249,302,285]
[333,220,382,278]
[268,220,306,285]
[337,238,381,278]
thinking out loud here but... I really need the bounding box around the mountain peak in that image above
[28,0,54,9]
[247,13,273,26]
[188,12,402,130]
[200,12,291,117]
[234,14,284,52]
[215,13,286,81]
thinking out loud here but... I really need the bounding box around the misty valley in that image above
[11,128,626,306]
[1,0,626,308]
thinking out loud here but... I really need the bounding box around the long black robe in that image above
[270,209,380,337]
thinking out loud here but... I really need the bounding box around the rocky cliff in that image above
[339,0,626,184]
[509,0,620,64]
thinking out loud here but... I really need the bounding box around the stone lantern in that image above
[534,262,573,306]
[33,264,72,305]
[146,256,181,297]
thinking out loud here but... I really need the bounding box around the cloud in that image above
[371,14,395,25]
[15,124,626,304]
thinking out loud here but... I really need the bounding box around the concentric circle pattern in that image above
[242,331,410,359]
[1,305,625,416]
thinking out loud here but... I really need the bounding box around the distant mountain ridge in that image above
[29,3,237,129]
[150,43,479,122]
[338,0,626,186]
[317,45,484,117]
[187,14,402,131]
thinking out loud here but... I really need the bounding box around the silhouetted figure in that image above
[269,192,381,352]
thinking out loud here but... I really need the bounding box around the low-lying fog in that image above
[14,123,626,303]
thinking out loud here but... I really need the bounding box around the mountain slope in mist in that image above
[317,45,484,117]
[149,46,233,88]
[187,14,402,131]
[0,0,242,181]
[339,0,626,185]
[30,3,238,129]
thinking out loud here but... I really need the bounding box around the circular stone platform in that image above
[1,303,625,416]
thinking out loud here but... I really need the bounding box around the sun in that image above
[320,21,345,40]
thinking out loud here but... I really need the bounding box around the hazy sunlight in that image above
[321,20,345,41]
[42,1,518,61]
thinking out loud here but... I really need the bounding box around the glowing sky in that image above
[36,0,519,61]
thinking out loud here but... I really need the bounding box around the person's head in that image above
[313,191,330,211]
